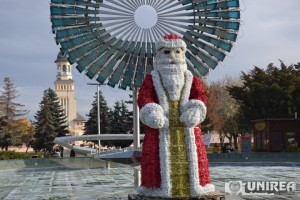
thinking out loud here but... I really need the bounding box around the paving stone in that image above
[0,164,299,199]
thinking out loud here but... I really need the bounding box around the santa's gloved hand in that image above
[180,100,206,128]
[180,109,201,127]
[140,103,166,129]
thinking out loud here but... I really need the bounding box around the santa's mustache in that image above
[155,57,186,65]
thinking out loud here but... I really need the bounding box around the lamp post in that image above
[87,83,101,154]
[132,88,140,150]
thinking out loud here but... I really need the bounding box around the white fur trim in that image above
[180,70,193,110]
[198,184,215,195]
[185,128,201,196]
[156,39,187,52]
[159,128,171,196]
[181,100,207,126]
[140,103,165,129]
[151,70,169,128]
[151,71,172,196]
[185,128,215,195]
[180,109,199,127]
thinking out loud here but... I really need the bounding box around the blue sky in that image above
[1,0,300,120]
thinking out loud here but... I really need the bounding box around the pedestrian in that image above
[70,149,75,157]
[59,146,64,157]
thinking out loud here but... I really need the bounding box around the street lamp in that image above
[87,83,102,154]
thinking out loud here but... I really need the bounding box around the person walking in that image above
[70,149,76,157]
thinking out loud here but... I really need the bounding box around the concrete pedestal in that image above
[128,192,225,200]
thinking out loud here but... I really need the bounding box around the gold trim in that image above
[158,72,191,197]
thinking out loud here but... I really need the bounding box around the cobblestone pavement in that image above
[0,163,299,200]
[0,166,135,200]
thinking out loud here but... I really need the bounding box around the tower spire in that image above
[55,51,72,80]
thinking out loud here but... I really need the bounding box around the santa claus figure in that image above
[137,34,215,198]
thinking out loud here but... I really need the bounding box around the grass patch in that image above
[0,151,30,160]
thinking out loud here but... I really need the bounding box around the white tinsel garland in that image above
[139,103,165,129]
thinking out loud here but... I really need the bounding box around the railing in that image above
[54,134,144,156]
[100,146,142,156]
[54,134,145,144]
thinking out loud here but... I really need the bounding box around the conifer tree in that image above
[0,77,28,148]
[228,61,300,127]
[109,100,132,148]
[0,121,12,151]
[125,94,144,134]
[33,94,56,153]
[0,77,28,121]
[45,88,69,137]
[85,91,110,146]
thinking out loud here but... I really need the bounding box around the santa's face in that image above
[154,47,187,74]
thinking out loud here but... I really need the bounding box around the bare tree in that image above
[207,76,241,148]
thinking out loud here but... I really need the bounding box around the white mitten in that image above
[140,103,166,129]
[180,100,206,128]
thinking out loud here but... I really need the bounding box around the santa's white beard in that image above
[154,59,187,100]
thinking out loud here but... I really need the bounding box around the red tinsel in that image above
[162,34,181,40]
[194,127,211,185]
[138,75,161,188]
[141,127,161,187]
[137,75,158,109]
[189,76,207,105]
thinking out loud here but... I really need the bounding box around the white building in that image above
[54,51,86,137]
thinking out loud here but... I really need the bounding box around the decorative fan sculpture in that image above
[50,0,240,90]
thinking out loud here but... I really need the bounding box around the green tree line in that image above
[206,61,300,148]
[84,91,133,148]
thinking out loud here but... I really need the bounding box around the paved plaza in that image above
[0,166,135,200]
[0,163,299,200]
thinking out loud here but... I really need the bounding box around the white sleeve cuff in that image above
[182,99,207,123]
[140,103,165,128]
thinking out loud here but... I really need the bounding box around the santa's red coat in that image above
[137,74,211,189]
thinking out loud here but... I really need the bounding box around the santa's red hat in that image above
[156,34,187,52]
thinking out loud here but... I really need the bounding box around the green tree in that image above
[0,77,28,121]
[0,99,8,150]
[109,100,133,148]
[125,94,144,136]
[228,61,300,127]
[33,94,56,154]
[84,91,110,146]
[45,88,69,137]
[14,118,35,153]
[0,126,12,151]
[0,77,29,148]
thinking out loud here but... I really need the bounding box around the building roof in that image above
[55,51,68,63]
[74,113,86,121]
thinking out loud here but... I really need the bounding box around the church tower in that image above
[54,51,85,137]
